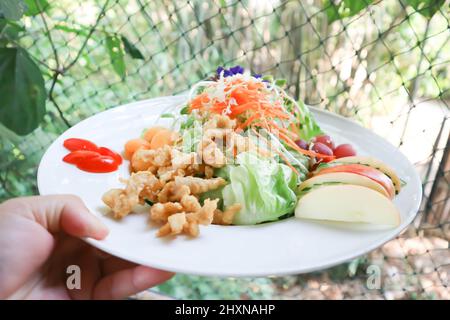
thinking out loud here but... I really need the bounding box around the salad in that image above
[101,66,402,238]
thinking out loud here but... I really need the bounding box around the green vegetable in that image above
[274,78,287,87]
[160,113,175,118]
[180,116,194,129]
[180,106,189,115]
[285,149,310,182]
[221,152,297,225]
[199,186,224,210]
[295,100,323,141]
[181,120,202,152]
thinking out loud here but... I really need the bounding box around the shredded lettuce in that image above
[286,149,310,183]
[295,100,323,141]
[219,152,297,225]
[181,119,202,153]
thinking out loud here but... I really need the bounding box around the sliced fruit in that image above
[330,156,402,195]
[295,184,401,227]
[298,172,390,198]
[315,164,395,199]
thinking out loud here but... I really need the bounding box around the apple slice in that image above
[298,172,390,198]
[330,156,402,195]
[295,184,401,227]
[315,164,395,199]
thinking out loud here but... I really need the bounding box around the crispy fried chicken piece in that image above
[150,202,183,223]
[131,146,172,172]
[102,171,159,219]
[174,176,226,194]
[170,149,199,169]
[198,137,227,168]
[157,181,191,203]
[157,212,186,237]
[194,198,218,225]
[156,198,219,237]
[180,194,202,212]
[213,203,242,225]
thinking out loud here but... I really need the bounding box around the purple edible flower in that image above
[216,65,244,77]
[216,66,224,75]
[253,73,262,78]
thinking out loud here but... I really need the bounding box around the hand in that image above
[0,195,173,300]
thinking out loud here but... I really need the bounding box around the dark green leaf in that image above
[0,47,46,135]
[121,35,144,60]
[405,0,445,18]
[0,0,25,20]
[180,106,189,114]
[0,19,24,41]
[24,0,50,16]
[106,35,126,78]
[342,0,373,16]
[323,0,374,24]
[323,0,341,24]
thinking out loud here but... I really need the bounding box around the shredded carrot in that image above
[186,75,333,163]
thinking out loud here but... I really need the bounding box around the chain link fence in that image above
[0,0,449,299]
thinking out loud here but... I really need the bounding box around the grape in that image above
[295,139,309,150]
[333,144,357,158]
[312,142,333,156]
[314,135,335,149]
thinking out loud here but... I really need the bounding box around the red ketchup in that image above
[62,138,122,173]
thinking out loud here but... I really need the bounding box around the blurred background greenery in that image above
[0,0,448,299]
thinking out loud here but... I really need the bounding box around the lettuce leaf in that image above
[181,120,202,153]
[220,152,297,225]
[295,100,323,141]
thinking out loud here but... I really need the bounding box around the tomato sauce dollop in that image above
[62,138,122,173]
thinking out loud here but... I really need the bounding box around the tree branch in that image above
[63,0,111,72]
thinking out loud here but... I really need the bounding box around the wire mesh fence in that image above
[0,0,448,299]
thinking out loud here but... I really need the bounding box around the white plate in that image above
[38,95,422,277]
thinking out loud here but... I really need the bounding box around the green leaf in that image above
[24,0,50,16]
[121,35,144,60]
[323,0,374,24]
[54,24,89,36]
[323,0,341,24]
[275,79,287,87]
[404,0,445,18]
[160,113,175,118]
[106,35,126,78]
[0,19,24,41]
[0,47,46,135]
[0,0,25,20]
[220,152,297,225]
[180,105,189,114]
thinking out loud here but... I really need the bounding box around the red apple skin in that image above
[315,164,395,199]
